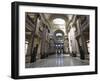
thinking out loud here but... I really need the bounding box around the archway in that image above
[54,30,64,55]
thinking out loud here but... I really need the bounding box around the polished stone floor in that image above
[26,54,89,68]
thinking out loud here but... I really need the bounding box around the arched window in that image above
[56,33,63,37]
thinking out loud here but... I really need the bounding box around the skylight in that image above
[53,18,65,25]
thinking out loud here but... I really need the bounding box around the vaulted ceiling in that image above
[26,12,74,37]
[41,13,73,36]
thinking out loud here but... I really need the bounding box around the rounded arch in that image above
[48,14,68,35]
[54,29,64,37]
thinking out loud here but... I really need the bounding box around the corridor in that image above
[25,12,90,68]
[26,54,89,68]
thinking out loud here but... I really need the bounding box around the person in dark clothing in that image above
[31,45,38,62]
[79,46,85,60]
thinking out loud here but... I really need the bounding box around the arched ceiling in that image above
[48,14,68,22]
[40,13,73,36]
[43,14,68,35]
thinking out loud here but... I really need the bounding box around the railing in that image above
[81,19,89,32]
[75,16,89,37]
[81,16,89,31]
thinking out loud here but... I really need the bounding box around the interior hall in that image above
[25,13,90,68]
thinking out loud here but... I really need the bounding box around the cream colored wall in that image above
[64,39,68,53]
[68,26,79,54]
[37,40,41,59]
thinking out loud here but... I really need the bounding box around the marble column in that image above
[25,14,39,63]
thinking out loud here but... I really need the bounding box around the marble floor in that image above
[26,54,89,68]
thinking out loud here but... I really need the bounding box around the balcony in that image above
[80,16,89,32]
